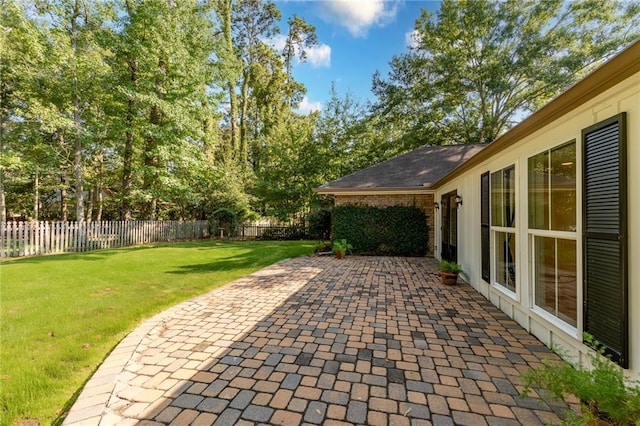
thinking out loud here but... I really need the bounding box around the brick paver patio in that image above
[63,256,570,425]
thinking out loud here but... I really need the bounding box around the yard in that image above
[0,240,316,425]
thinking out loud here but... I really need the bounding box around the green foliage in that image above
[332,205,428,256]
[0,240,315,425]
[258,226,307,240]
[372,0,640,149]
[438,260,464,275]
[3,0,637,224]
[520,334,640,425]
[332,238,353,256]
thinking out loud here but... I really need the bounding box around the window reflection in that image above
[528,141,577,327]
[528,142,576,231]
[496,231,516,292]
[534,237,577,326]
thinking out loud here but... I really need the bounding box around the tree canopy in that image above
[1,0,638,223]
[372,0,640,149]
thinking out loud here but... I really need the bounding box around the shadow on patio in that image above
[64,256,570,426]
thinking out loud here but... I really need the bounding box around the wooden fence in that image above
[0,220,209,258]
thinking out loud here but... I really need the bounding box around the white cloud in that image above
[306,43,332,68]
[265,35,331,68]
[297,96,323,114]
[267,34,288,51]
[319,0,399,38]
[405,29,422,49]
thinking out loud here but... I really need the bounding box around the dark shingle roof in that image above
[317,144,486,191]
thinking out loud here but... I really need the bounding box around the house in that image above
[316,40,640,375]
[316,143,486,256]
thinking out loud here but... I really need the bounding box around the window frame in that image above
[490,164,517,296]
[527,140,578,334]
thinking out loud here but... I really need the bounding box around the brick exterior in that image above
[334,194,435,257]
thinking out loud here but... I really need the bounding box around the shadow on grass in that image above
[166,244,307,275]
[0,240,295,267]
[0,245,156,265]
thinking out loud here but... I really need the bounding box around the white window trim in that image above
[490,164,518,298]
[526,141,579,332]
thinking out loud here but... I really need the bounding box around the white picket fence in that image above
[0,220,209,258]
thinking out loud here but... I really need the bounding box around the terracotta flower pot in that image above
[440,271,458,285]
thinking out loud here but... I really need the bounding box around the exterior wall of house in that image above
[334,193,436,256]
[433,72,640,376]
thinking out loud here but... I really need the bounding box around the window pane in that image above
[481,172,489,224]
[550,142,576,231]
[534,236,556,317]
[495,231,516,292]
[528,152,549,229]
[491,170,503,226]
[534,237,577,327]
[557,239,577,326]
[504,166,516,227]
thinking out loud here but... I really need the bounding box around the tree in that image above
[254,112,319,219]
[110,0,218,220]
[372,0,640,148]
[0,1,43,221]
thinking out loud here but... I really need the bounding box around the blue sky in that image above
[272,1,441,113]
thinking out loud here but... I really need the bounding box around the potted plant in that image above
[332,239,353,259]
[438,260,464,285]
[520,334,640,425]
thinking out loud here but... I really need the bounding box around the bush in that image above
[332,204,428,256]
[520,334,640,425]
[258,226,308,240]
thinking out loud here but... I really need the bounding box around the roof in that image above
[316,39,640,195]
[316,144,486,193]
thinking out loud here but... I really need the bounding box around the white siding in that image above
[434,72,640,376]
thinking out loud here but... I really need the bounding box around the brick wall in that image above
[334,193,435,257]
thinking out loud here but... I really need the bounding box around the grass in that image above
[0,240,316,425]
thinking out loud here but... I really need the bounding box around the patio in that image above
[64,256,570,425]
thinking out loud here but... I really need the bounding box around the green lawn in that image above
[0,240,316,425]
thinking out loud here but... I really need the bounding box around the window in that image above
[491,165,516,292]
[528,141,577,327]
[480,172,490,281]
[533,237,577,327]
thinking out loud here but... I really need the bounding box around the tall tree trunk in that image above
[73,123,84,221]
[95,185,103,221]
[228,81,239,158]
[0,166,5,222]
[239,71,249,165]
[121,58,137,221]
[71,0,85,223]
[33,169,39,221]
[86,187,94,222]
[219,0,238,159]
[0,111,6,223]
[142,56,166,220]
[60,175,68,221]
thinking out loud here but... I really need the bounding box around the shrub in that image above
[332,204,428,256]
[520,334,640,425]
[259,226,307,240]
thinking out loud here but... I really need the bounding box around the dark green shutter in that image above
[582,112,628,368]
[481,172,490,281]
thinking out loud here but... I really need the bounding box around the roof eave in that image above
[315,186,435,195]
